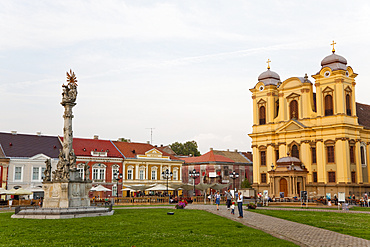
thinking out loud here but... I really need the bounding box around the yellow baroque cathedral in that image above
[249,43,370,199]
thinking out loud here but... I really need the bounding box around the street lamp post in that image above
[229,171,239,197]
[114,172,123,204]
[189,169,200,196]
[162,169,173,201]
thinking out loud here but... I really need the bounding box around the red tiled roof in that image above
[0,132,62,158]
[112,141,179,160]
[60,137,122,158]
[182,150,234,164]
[356,102,370,129]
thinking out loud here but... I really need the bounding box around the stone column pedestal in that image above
[43,181,92,208]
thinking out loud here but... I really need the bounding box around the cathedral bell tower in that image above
[312,41,357,119]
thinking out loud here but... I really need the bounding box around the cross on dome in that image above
[331,40,336,53]
[267,59,271,69]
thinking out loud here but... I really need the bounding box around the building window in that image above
[32,167,40,180]
[311,147,316,164]
[291,144,299,159]
[259,106,266,125]
[313,172,318,183]
[351,171,356,183]
[350,146,355,164]
[360,146,366,165]
[261,173,267,183]
[127,169,133,180]
[346,94,351,116]
[275,149,279,162]
[324,94,333,116]
[260,151,266,166]
[41,167,46,180]
[223,167,229,176]
[77,165,84,180]
[275,99,279,118]
[139,170,144,180]
[290,100,298,119]
[173,170,178,180]
[328,171,336,183]
[112,165,119,180]
[112,186,117,197]
[151,170,156,180]
[14,167,22,181]
[92,164,106,181]
[327,146,335,163]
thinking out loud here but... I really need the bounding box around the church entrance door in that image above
[279,178,288,197]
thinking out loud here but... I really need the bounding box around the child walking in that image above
[231,202,235,215]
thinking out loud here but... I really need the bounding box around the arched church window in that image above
[290,100,298,119]
[346,94,351,116]
[291,145,299,159]
[259,106,266,125]
[324,94,333,116]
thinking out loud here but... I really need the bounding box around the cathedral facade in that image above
[249,45,370,198]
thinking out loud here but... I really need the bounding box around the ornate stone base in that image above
[11,207,114,219]
[42,181,91,208]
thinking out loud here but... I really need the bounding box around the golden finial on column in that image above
[267,59,271,69]
[331,40,336,54]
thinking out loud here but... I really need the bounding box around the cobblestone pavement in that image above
[187,204,370,247]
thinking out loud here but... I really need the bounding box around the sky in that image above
[1,1,370,154]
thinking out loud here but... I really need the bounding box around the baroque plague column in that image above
[42,70,92,208]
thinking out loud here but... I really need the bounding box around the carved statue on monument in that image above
[44,159,52,182]
[84,162,91,182]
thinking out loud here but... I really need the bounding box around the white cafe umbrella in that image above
[14,188,33,195]
[0,188,8,195]
[146,184,174,191]
[90,185,111,192]
[124,184,155,191]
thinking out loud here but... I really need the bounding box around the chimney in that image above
[94,135,99,140]
[227,149,229,152]
[210,147,213,151]
[234,149,238,152]
[36,131,42,136]
[161,144,163,147]
[147,141,150,144]
[11,130,17,135]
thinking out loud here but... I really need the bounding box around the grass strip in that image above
[252,209,370,240]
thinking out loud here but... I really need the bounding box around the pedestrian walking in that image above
[237,191,243,218]
[225,189,232,210]
[215,191,221,210]
[231,202,235,215]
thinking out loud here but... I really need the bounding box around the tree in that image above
[241,178,252,188]
[169,141,201,156]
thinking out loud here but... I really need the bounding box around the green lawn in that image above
[252,209,370,240]
[349,206,370,211]
[0,209,296,247]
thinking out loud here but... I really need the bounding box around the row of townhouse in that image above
[0,132,182,198]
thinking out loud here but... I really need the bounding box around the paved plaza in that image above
[186,205,370,247]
